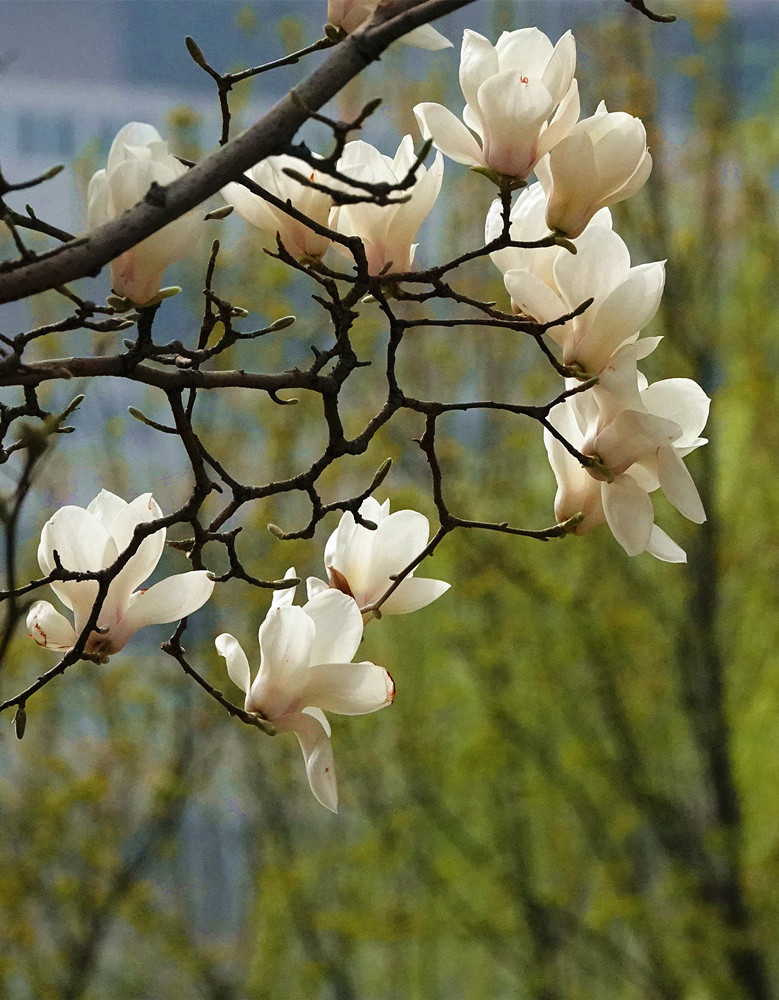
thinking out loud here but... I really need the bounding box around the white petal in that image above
[297,661,394,716]
[657,446,706,523]
[402,23,451,50]
[380,577,450,615]
[459,29,499,122]
[111,570,215,649]
[366,510,431,603]
[272,567,298,608]
[306,576,329,601]
[302,589,364,665]
[640,378,710,448]
[503,269,566,326]
[477,72,553,178]
[602,475,654,556]
[86,489,128,526]
[26,601,77,651]
[276,710,338,812]
[413,103,485,168]
[251,605,316,716]
[646,524,687,564]
[106,493,166,603]
[215,633,251,695]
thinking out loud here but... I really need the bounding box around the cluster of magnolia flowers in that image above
[38,14,712,806]
[27,492,448,810]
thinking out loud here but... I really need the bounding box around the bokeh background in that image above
[1,1,779,997]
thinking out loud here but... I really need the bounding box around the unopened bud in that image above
[270,315,296,331]
[205,204,234,221]
[14,706,26,740]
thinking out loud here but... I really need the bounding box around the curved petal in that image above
[86,489,128,526]
[536,78,580,160]
[541,31,576,106]
[477,72,553,178]
[107,493,166,602]
[251,605,315,717]
[366,510,431,601]
[276,710,338,812]
[380,577,450,615]
[459,29,499,124]
[27,601,77,651]
[272,567,298,608]
[303,589,364,666]
[111,570,215,649]
[657,446,706,523]
[306,576,329,601]
[640,378,710,448]
[297,660,394,716]
[402,23,451,51]
[646,524,687,564]
[413,103,485,168]
[215,633,252,696]
[503,269,566,326]
[602,475,654,556]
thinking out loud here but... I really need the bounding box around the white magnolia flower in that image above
[86,123,201,305]
[329,136,444,275]
[414,28,579,184]
[536,101,652,238]
[307,497,449,618]
[544,387,707,561]
[216,588,394,812]
[485,182,612,296]
[221,154,333,260]
[327,0,451,49]
[503,227,666,405]
[27,490,215,660]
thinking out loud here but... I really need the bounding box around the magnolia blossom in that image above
[536,102,652,238]
[221,154,333,260]
[414,28,578,184]
[485,181,612,295]
[503,227,666,406]
[27,490,214,660]
[216,588,394,812]
[329,137,443,275]
[86,123,201,305]
[327,0,451,49]
[307,497,449,618]
[544,383,708,561]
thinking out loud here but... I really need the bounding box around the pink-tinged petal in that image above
[380,577,450,615]
[27,601,77,651]
[657,446,706,523]
[86,489,128,526]
[215,633,252,696]
[251,605,316,716]
[602,475,654,556]
[646,525,687,564]
[296,660,394,716]
[276,710,338,812]
[303,589,364,666]
[413,103,485,168]
[477,72,553,178]
[111,570,215,650]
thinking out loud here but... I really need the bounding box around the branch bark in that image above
[0,0,474,305]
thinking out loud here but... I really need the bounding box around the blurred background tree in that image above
[1,1,778,998]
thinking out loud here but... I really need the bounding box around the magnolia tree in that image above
[0,0,700,812]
